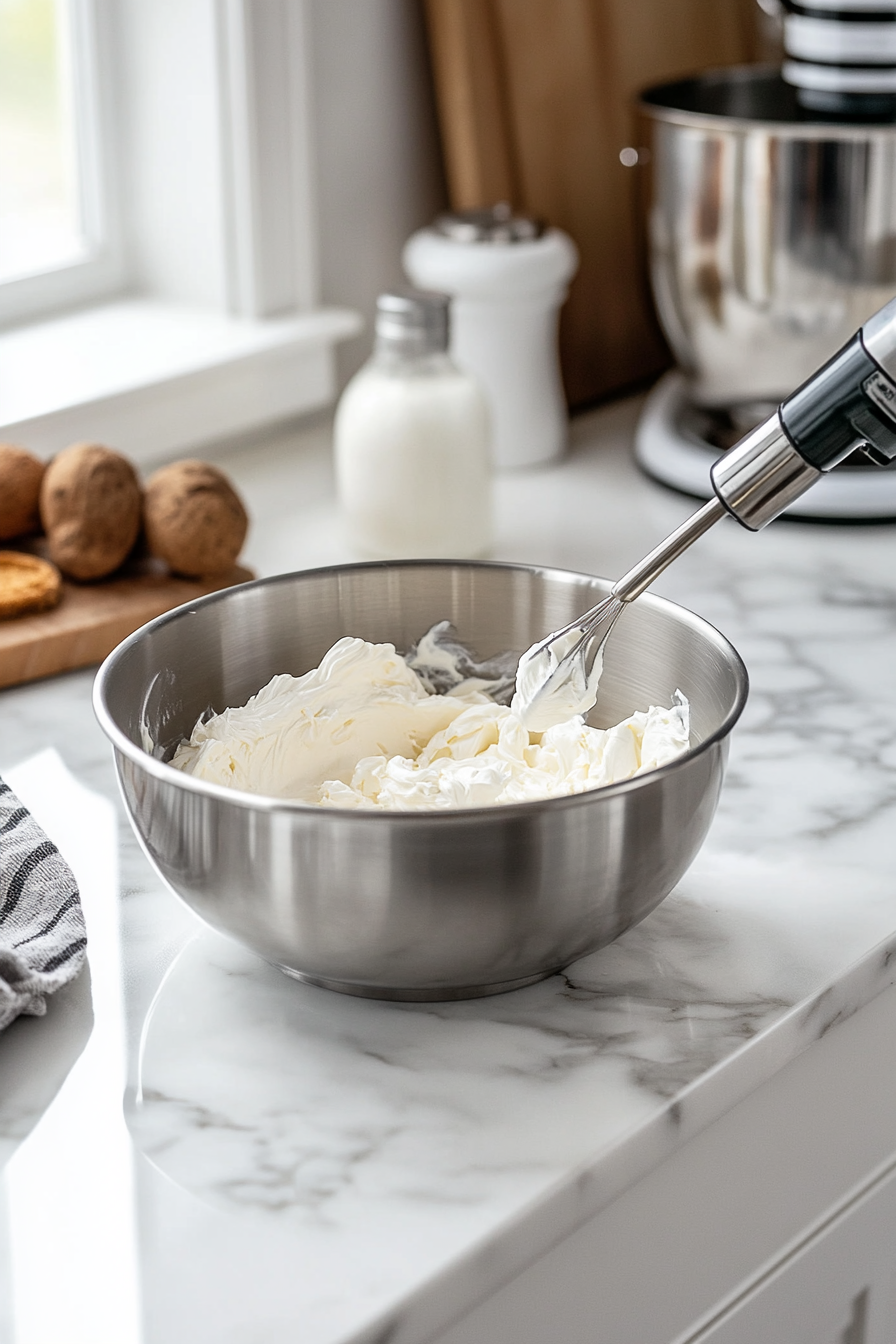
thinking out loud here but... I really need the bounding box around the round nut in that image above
[0,444,45,540]
[143,460,249,578]
[40,442,142,581]
[0,551,62,620]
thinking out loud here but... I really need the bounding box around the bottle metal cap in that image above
[375,289,450,355]
[435,203,544,245]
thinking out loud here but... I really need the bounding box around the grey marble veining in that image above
[3,399,896,1344]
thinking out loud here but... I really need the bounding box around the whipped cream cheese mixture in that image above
[510,626,606,732]
[170,625,690,810]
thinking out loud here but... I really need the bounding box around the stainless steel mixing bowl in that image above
[93,562,748,1001]
[640,66,896,412]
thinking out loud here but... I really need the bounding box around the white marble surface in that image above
[3,398,896,1344]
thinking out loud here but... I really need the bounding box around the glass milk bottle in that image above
[334,290,492,558]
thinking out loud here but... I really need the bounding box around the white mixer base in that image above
[635,372,896,521]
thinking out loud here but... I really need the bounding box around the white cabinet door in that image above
[689,1164,896,1344]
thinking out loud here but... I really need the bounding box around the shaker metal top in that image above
[434,204,544,244]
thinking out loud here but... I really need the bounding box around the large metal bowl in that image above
[641,66,896,411]
[93,561,748,1001]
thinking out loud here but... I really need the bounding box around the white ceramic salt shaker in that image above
[403,206,579,470]
[334,290,492,559]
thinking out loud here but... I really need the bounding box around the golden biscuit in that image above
[0,551,63,620]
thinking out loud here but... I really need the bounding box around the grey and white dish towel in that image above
[0,774,87,1032]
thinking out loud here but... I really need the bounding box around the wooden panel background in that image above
[424,0,768,409]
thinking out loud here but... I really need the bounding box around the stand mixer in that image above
[521,297,896,724]
[631,66,896,521]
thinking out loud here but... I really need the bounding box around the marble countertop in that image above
[3,397,896,1344]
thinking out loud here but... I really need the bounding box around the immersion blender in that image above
[523,296,896,721]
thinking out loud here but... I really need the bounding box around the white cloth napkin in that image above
[0,774,87,1031]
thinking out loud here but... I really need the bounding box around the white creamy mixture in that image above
[170,631,690,810]
[510,627,606,732]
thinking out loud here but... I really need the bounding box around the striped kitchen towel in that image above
[0,775,87,1032]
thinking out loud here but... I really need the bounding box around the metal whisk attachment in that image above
[516,293,896,730]
[514,498,727,730]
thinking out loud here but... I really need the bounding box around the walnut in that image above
[0,443,45,540]
[40,443,142,580]
[143,460,248,577]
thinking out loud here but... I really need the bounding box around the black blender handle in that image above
[709,296,896,530]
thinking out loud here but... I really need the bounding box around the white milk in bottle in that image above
[334,290,492,558]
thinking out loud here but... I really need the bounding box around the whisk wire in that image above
[519,498,728,725]
[524,595,625,717]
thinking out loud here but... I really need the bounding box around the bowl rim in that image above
[640,63,896,140]
[92,558,749,820]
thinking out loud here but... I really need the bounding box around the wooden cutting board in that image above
[0,559,253,691]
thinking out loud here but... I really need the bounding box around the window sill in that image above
[0,299,362,463]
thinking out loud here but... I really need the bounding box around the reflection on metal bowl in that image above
[93,562,747,1001]
[640,67,896,412]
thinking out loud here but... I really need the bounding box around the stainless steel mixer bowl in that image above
[93,562,748,1001]
[640,66,896,412]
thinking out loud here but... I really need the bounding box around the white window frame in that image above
[216,0,320,318]
[0,0,360,463]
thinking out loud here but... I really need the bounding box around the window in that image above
[0,0,360,463]
[0,0,122,326]
[0,0,81,282]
